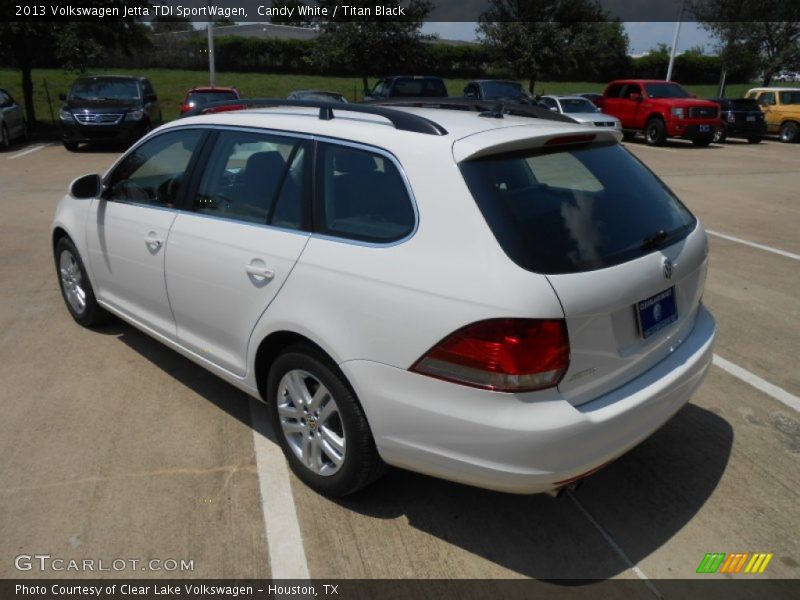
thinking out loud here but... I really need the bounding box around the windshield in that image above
[70,78,140,101]
[644,83,691,99]
[779,91,800,105]
[460,143,696,274]
[392,78,447,97]
[187,91,238,106]
[559,98,599,113]
[482,81,526,99]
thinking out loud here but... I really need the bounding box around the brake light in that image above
[410,319,570,392]
[179,103,190,114]
[201,103,246,114]
[544,134,596,146]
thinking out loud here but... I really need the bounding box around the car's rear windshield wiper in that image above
[641,229,669,251]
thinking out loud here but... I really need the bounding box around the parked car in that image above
[287,90,348,103]
[707,98,766,143]
[59,75,162,151]
[539,95,621,130]
[596,79,719,146]
[463,80,536,103]
[745,87,800,142]
[363,76,447,101]
[0,87,27,150]
[576,92,604,104]
[180,86,241,115]
[52,99,715,498]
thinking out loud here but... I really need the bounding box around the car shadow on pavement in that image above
[112,321,732,582]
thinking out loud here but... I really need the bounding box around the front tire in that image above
[54,236,108,327]
[779,121,799,143]
[644,118,667,146]
[267,345,385,497]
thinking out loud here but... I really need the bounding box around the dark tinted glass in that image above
[559,98,599,113]
[393,78,447,97]
[460,143,696,274]
[316,143,415,243]
[187,91,238,106]
[644,83,691,98]
[194,130,307,228]
[723,98,761,111]
[779,91,800,105]
[70,78,140,101]
[481,81,525,99]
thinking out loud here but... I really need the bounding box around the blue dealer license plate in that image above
[636,287,678,339]
[699,124,710,133]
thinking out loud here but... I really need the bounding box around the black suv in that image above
[59,75,162,151]
[363,76,448,102]
[708,97,766,143]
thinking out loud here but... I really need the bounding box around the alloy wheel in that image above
[277,369,346,476]
[59,249,86,314]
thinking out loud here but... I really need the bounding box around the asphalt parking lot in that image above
[0,135,798,593]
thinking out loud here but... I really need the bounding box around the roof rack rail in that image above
[369,97,579,125]
[181,98,448,136]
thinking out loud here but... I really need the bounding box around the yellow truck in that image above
[746,87,800,142]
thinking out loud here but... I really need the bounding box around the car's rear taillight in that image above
[410,319,570,392]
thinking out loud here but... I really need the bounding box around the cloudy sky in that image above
[422,22,716,55]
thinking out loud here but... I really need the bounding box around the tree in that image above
[477,0,626,92]
[692,1,800,85]
[151,15,193,34]
[0,1,151,125]
[314,0,433,93]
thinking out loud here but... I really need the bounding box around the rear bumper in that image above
[341,306,716,494]
[724,121,767,138]
[672,122,718,140]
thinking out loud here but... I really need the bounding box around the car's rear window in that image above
[460,143,697,274]
[393,78,447,97]
[722,98,761,111]
[187,91,238,106]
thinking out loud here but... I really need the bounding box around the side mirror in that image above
[69,173,102,199]
[59,93,67,101]
[630,93,643,102]
[146,93,157,102]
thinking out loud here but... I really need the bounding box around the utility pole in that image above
[666,0,686,81]
[206,0,216,87]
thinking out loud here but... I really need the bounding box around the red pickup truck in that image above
[596,79,720,146]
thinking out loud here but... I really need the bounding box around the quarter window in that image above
[105,129,203,207]
[316,143,415,243]
[757,92,776,106]
[193,130,308,229]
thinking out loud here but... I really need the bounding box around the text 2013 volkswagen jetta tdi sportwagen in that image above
[52,100,716,497]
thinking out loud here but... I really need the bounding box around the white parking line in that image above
[249,398,311,579]
[706,230,800,262]
[626,143,676,153]
[6,144,48,160]
[567,491,663,598]
[712,354,800,413]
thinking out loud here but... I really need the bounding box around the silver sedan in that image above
[540,95,621,131]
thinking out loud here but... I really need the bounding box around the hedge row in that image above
[44,35,759,83]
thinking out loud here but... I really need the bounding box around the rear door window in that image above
[459,143,696,274]
[315,143,415,243]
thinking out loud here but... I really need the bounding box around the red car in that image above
[596,80,720,146]
[179,86,241,115]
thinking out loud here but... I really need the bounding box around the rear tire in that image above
[267,345,386,497]
[644,119,666,146]
[54,236,108,327]
[747,136,762,144]
[63,141,79,152]
[779,121,799,143]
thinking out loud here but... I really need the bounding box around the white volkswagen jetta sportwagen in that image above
[52,99,716,497]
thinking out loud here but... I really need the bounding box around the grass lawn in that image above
[1,67,798,125]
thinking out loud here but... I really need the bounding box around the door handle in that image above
[245,264,275,280]
[144,233,162,250]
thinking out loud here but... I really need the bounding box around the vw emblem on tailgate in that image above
[663,257,674,279]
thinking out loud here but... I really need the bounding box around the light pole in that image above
[206,0,216,87]
[666,0,686,81]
